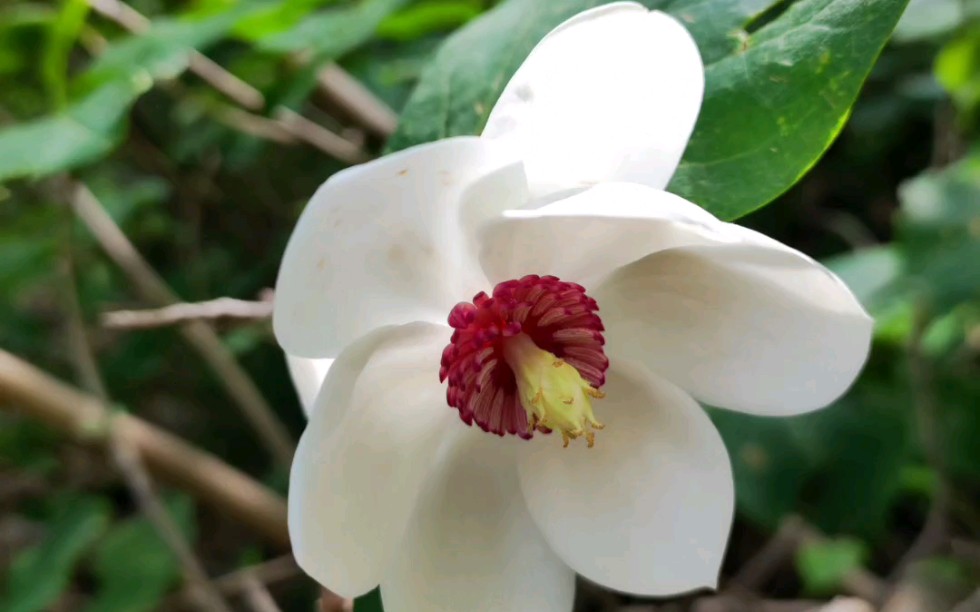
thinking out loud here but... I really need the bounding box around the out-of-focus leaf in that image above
[233,0,332,41]
[85,495,196,612]
[1,496,111,612]
[0,80,146,183]
[935,370,980,484]
[788,378,912,534]
[389,0,909,221]
[897,153,980,311]
[257,0,408,55]
[709,409,812,529]
[41,0,89,108]
[76,5,259,93]
[376,0,482,42]
[824,245,903,317]
[796,537,868,595]
[893,0,963,43]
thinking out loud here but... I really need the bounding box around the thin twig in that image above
[213,555,301,595]
[319,587,354,612]
[241,573,284,612]
[0,348,290,548]
[85,0,379,157]
[892,307,950,579]
[166,555,302,609]
[110,439,235,612]
[316,64,397,138]
[950,588,980,612]
[86,0,262,110]
[69,182,295,467]
[727,516,887,605]
[103,296,273,330]
[275,107,368,164]
[60,233,232,612]
[732,515,808,591]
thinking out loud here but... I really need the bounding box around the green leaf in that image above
[796,537,868,595]
[708,409,812,529]
[41,0,89,108]
[823,245,903,316]
[1,496,111,612]
[787,377,912,535]
[377,1,483,42]
[389,0,908,220]
[77,6,259,93]
[0,80,146,183]
[896,152,980,311]
[85,495,196,612]
[668,0,911,219]
[257,0,408,55]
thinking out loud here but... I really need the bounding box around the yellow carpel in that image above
[502,333,605,448]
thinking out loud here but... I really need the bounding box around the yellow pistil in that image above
[502,333,605,448]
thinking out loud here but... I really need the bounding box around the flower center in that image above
[439,275,608,447]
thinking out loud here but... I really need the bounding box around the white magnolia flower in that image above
[274,3,873,610]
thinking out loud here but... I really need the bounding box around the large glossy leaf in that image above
[389,0,909,220]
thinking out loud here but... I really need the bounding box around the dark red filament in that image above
[439,275,608,438]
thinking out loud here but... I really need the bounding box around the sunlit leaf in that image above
[796,537,868,595]
[0,80,146,183]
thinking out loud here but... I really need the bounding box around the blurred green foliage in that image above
[0,0,978,610]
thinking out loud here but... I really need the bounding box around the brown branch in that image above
[110,438,235,612]
[69,182,295,468]
[85,0,380,159]
[316,64,397,138]
[61,246,233,612]
[241,574,283,612]
[0,348,290,549]
[274,107,368,164]
[102,296,273,330]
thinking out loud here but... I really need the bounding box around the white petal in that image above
[382,430,575,612]
[477,183,730,286]
[274,137,503,358]
[483,4,703,197]
[517,362,733,596]
[288,322,457,598]
[595,242,873,416]
[285,354,333,417]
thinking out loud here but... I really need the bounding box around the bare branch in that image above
[110,439,235,612]
[275,107,369,164]
[0,348,290,549]
[69,182,295,467]
[316,64,397,138]
[85,0,385,154]
[241,574,283,612]
[61,245,233,612]
[103,297,273,330]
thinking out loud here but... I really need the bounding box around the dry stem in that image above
[69,182,295,467]
[0,348,289,549]
[102,296,273,330]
